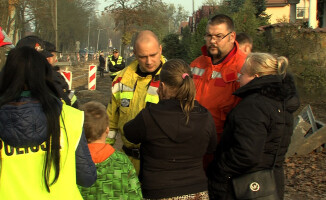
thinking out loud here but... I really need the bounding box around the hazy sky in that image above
[97,0,208,15]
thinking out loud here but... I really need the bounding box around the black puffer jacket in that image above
[207,74,300,200]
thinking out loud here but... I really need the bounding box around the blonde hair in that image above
[80,101,109,143]
[244,53,288,77]
[160,59,196,124]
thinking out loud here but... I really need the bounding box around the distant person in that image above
[15,36,72,106]
[108,48,125,80]
[44,41,78,108]
[0,46,96,199]
[0,27,14,69]
[236,32,253,55]
[190,14,247,170]
[107,30,167,174]
[44,41,58,66]
[207,53,300,200]
[124,59,217,199]
[78,101,143,200]
[98,52,105,78]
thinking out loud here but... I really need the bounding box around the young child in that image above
[79,101,142,200]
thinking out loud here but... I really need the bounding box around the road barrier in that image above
[61,71,72,90]
[88,65,97,90]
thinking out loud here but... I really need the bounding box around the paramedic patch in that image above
[121,99,130,107]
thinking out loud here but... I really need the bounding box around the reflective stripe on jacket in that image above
[190,42,246,139]
[0,105,84,200]
[110,70,122,77]
[107,56,166,149]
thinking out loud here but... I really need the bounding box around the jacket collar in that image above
[234,75,282,98]
[121,55,165,87]
[234,74,300,113]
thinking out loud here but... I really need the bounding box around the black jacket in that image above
[99,55,105,70]
[108,55,125,72]
[207,74,300,200]
[52,69,71,105]
[124,99,217,199]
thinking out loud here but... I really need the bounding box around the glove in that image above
[106,130,118,145]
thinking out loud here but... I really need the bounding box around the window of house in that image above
[296,7,306,19]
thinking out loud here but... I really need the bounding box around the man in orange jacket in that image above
[190,14,247,169]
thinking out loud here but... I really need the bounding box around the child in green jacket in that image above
[79,101,142,200]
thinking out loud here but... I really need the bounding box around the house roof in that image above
[258,23,326,33]
[266,0,288,7]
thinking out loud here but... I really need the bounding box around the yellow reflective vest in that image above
[109,55,123,66]
[109,55,124,77]
[0,105,84,200]
[107,56,166,149]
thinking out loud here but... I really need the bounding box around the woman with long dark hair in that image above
[124,59,217,199]
[0,46,96,199]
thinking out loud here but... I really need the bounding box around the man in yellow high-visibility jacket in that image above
[108,48,125,80]
[107,30,166,174]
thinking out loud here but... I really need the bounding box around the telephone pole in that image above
[192,0,194,14]
[55,0,58,49]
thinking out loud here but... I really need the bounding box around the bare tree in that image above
[104,0,140,55]
[0,0,9,30]
[169,4,189,33]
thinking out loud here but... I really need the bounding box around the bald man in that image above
[107,30,166,173]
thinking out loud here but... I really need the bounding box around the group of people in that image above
[0,37,97,199]
[0,13,300,200]
[106,14,299,200]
